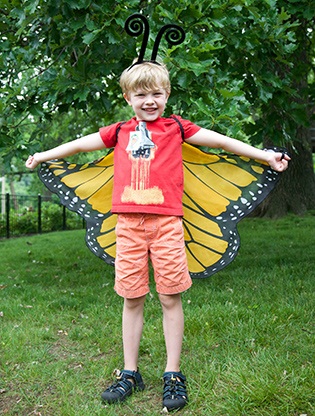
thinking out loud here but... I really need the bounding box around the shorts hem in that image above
[156,279,192,295]
[114,286,150,299]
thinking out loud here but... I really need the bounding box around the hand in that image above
[267,152,291,172]
[25,154,41,170]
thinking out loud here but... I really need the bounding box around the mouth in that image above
[142,107,158,113]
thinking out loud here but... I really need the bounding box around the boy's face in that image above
[124,88,169,122]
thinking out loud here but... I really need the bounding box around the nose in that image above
[144,94,155,104]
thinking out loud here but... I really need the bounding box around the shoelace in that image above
[164,376,186,399]
[108,375,132,393]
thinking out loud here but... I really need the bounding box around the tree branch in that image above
[28,44,71,81]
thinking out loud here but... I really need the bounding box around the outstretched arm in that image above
[25,132,106,170]
[186,128,290,172]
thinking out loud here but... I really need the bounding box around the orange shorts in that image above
[114,213,192,299]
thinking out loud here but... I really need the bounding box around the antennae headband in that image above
[124,13,185,70]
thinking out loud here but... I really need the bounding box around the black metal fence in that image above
[0,193,84,238]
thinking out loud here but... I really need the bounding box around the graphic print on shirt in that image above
[121,121,164,205]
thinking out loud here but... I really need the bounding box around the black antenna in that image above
[151,24,185,61]
[124,13,149,65]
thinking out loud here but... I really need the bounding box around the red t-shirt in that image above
[99,115,201,216]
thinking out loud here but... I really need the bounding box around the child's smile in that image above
[124,88,169,121]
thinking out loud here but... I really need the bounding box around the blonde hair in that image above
[120,61,171,97]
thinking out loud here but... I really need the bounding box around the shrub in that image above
[0,201,83,237]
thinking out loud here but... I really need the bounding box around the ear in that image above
[123,93,132,106]
[165,90,170,103]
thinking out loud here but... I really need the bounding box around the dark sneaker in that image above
[101,369,144,404]
[162,371,188,411]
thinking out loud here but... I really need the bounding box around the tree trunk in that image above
[9,180,19,211]
[252,126,315,218]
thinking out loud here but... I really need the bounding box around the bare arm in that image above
[186,128,290,172]
[25,132,106,170]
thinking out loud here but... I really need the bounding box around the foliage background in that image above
[1,0,315,215]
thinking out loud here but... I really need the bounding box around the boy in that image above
[26,61,289,411]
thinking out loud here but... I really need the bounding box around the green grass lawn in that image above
[0,214,314,415]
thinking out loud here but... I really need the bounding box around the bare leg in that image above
[122,295,146,371]
[159,293,184,372]
[101,295,146,403]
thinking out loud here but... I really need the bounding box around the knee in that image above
[159,293,182,310]
[124,295,146,310]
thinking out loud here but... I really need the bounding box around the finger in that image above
[280,153,291,161]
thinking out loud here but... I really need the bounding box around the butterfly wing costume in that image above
[38,142,281,278]
[37,14,285,278]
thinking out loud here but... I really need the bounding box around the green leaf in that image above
[9,8,26,25]
[185,61,212,77]
[85,15,98,31]
[283,42,297,54]
[29,105,45,117]
[219,89,244,98]
[82,29,101,44]
[24,0,39,14]
[194,98,212,117]
[177,71,192,89]
[100,94,112,112]
[258,86,273,102]
[70,17,86,30]
[277,7,290,24]
[74,86,89,102]
[107,30,121,44]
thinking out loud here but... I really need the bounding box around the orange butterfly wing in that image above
[38,143,282,278]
